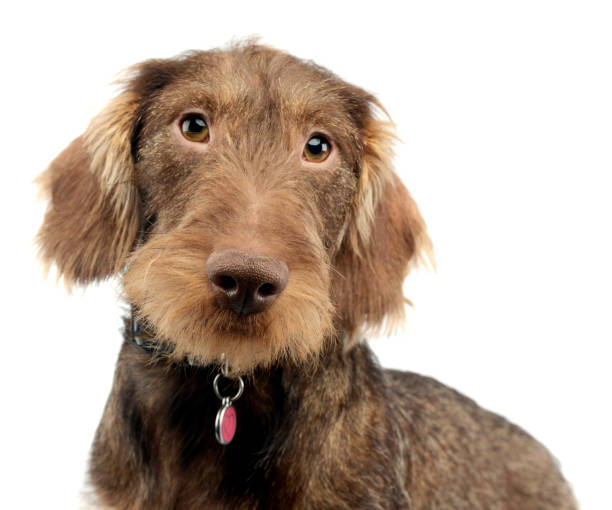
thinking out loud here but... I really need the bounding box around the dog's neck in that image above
[124,311,358,439]
[126,310,342,446]
[90,313,393,508]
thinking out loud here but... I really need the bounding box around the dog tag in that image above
[213,369,243,446]
[215,398,237,445]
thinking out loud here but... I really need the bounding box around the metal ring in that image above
[221,356,230,377]
[213,373,244,402]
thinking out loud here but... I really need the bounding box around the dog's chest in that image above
[90,343,410,510]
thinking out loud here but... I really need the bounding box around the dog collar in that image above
[129,310,244,445]
[130,313,178,359]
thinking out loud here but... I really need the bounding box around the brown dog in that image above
[37,43,576,509]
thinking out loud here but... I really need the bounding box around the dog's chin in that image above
[206,307,268,336]
[138,302,335,373]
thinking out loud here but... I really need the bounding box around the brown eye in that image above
[180,114,209,143]
[303,134,331,162]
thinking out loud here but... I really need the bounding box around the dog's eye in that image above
[303,135,331,163]
[180,114,210,143]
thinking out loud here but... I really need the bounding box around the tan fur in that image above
[84,91,140,220]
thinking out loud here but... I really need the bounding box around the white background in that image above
[1,1,610,508]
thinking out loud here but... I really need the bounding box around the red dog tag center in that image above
[221,405,237,443]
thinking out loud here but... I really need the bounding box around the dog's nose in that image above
[206,249,289,315]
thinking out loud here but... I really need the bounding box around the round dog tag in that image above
[215,399,237,445]
[213,367,243,446]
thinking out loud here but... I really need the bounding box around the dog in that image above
[37,43,577,509]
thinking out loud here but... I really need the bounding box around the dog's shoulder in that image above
[384,366,548,459]
[383,368,576,509]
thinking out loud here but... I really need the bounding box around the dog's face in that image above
[38,44,431,372]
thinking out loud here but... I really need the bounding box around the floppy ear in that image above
[332,107,433,339]
[36,90,141,286]
[36,58,182,286]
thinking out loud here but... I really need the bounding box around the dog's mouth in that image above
[205,308,268,336]
[137,306,269,338]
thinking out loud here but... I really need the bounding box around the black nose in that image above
[206,249,289,315]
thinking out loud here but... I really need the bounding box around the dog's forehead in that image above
[151,48,367,133]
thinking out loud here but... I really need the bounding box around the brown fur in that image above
[37,42,576,509]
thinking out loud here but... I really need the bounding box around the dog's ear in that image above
[332,101,433,339]
[36,92,141,286]
[36,59,179,287]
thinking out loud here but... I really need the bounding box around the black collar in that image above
[129,311,185,362]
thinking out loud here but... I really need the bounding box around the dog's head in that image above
[37,43,431,372]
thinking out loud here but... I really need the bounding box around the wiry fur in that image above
[37,42,576,509]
